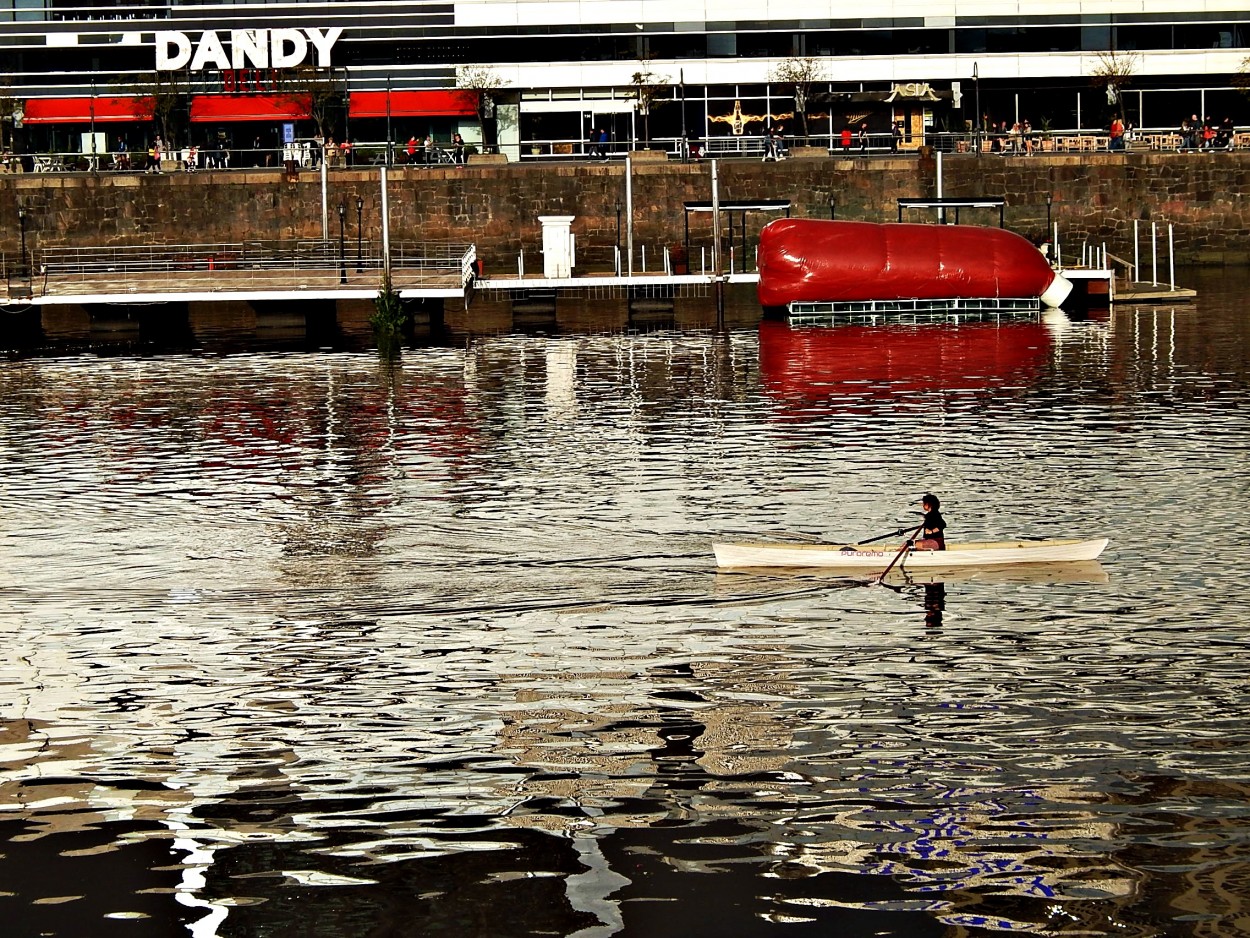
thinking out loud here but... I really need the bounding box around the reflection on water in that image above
[2,274,1249,937]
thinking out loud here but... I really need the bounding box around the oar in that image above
[877,522,925,584]
[857,527,909,546]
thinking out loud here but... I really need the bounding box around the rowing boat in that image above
[713,538,1109,570]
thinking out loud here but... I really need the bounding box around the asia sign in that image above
[155,28,343,71]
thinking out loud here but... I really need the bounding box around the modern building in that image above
[2,0,1248,163]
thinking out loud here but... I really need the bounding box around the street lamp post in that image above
[973,63,981,154]
[338,202,346,284]
[18,206,28,277]
[356,196,363,272]
[680,68,687,163]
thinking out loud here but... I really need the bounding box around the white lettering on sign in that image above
[155,28,342,71]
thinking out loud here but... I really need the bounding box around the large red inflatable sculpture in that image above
[757,219,1071,309]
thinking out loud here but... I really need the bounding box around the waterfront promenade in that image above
[5,151,1250,275]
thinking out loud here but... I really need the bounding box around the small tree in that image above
[127,70,191,145]
[1234,55,1250,96]
[457,65,508,150]
[1089,50,1140,121]
[629,62,669,146]
[769,55,827,138]
[278,66,342,139]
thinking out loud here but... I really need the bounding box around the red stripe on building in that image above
[190,94,311,122]
[349,90,478,119]
[22,96,153,123]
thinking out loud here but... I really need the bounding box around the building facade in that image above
[2,0,1248,162]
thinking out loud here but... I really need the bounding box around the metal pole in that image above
[380,166,391,277]
[625,154,634,276]
[711,159,721,276]
[1053,222,1060,267]
[1151,221,1158,286]
[338,203,346,284]
[680,68,687,163]
[343,66,350,155]
[1133,219,1139,283]
[356,196,363,272]
[321,158,328,242]
[712,159,723,320]
[936,151,944,223]
[386,76,392,166]
[1168,224,1175,290]
[18,207,27,275]
[973,63,980,152]
[90,81,97,170]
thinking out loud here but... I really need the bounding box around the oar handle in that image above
[877,523,926,582]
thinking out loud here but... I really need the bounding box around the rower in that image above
[911,494,946,551]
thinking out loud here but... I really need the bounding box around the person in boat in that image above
[911,494,946,551]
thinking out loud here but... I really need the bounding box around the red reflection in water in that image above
[759,319,1052,409]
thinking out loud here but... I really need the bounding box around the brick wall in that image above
[3,152,1250,269]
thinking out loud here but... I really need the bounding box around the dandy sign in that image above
[155,28,342,71]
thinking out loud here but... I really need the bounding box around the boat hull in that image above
[714,538,1109,569]
[757,219,1072,309]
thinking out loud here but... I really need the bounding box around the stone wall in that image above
[3,151,1250,269]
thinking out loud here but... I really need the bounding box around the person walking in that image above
[1108,116,1125,151]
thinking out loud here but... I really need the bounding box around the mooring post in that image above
[1151,222,1158,286]
[712,159,724,320]
[1133,219,1140,283]
[625,154,634,278]
[1168,224,1175,290]
[380,166,391,277]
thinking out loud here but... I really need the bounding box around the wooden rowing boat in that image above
[713,537,1109,570]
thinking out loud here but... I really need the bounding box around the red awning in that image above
[190,94,311,123]
[22,96,153,124]
[349,90,478,119]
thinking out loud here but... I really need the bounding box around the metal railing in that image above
[29,239,476,297]
[5,128,1249,173]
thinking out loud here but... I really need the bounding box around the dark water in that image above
[1,273,1248,937]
